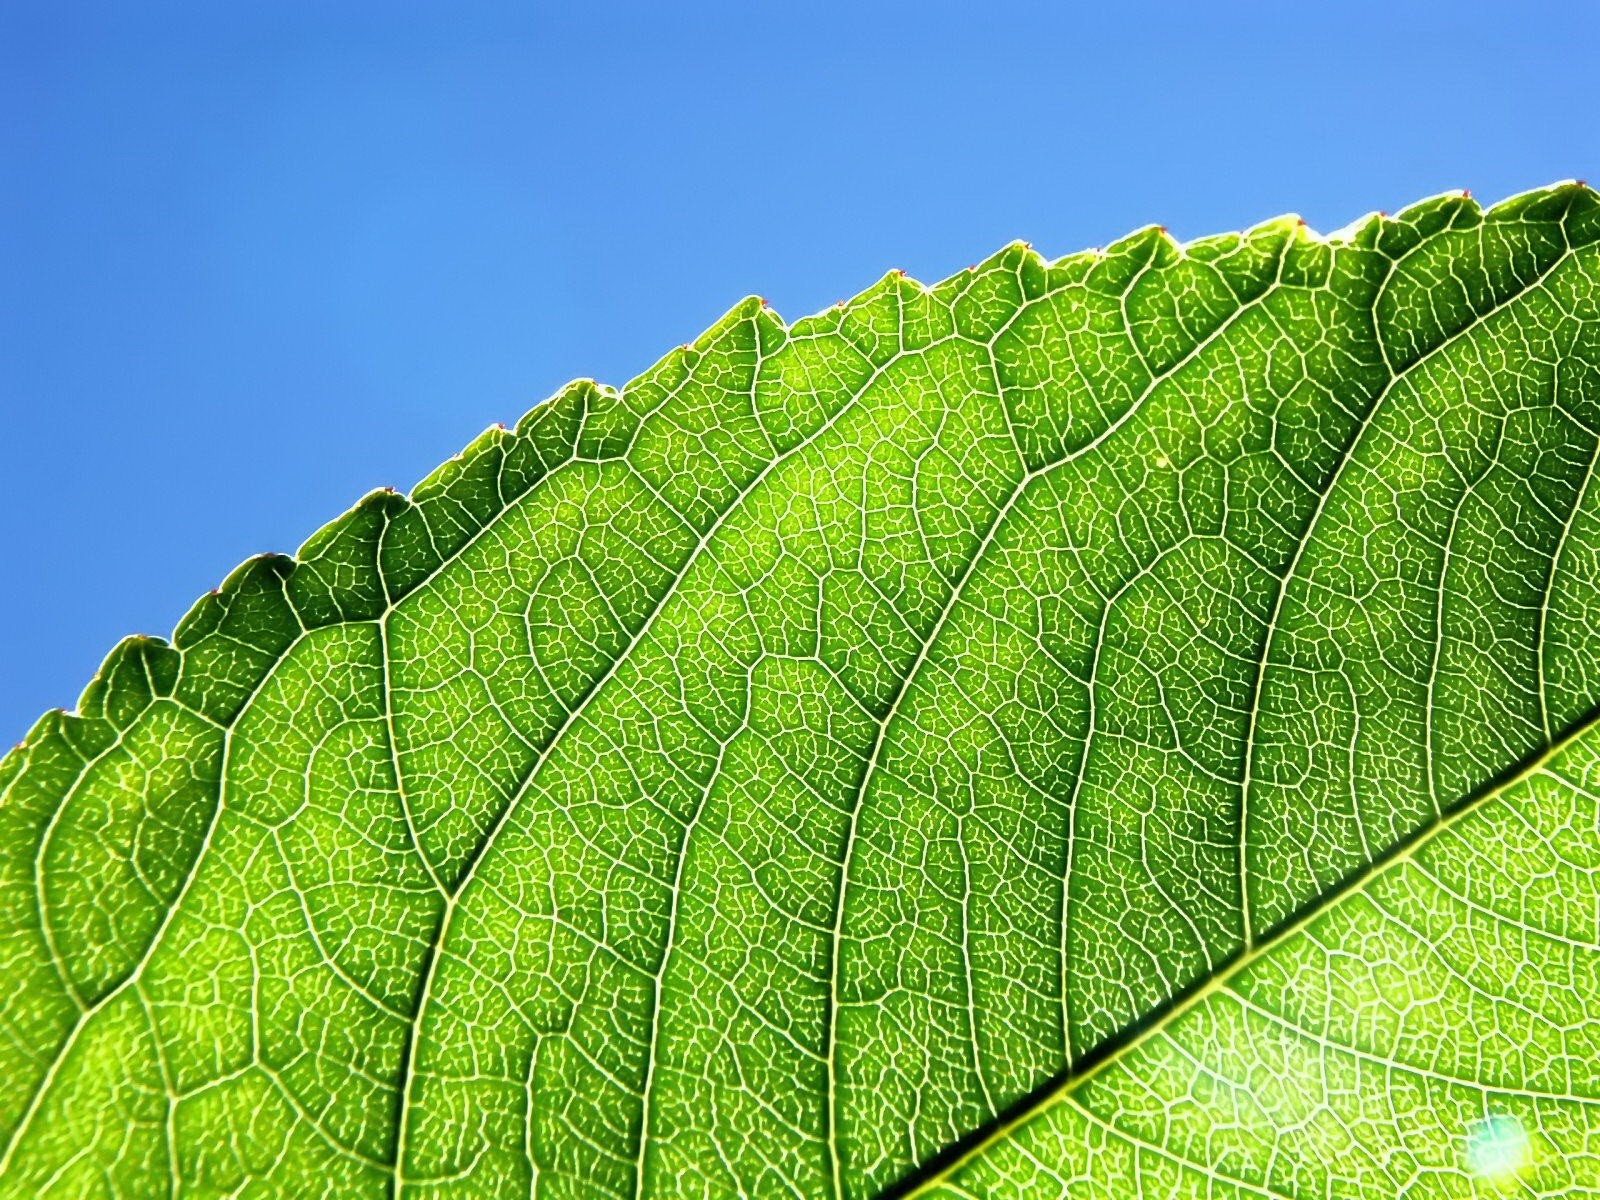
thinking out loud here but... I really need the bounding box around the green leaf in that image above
[2,181,1599,1199]
[915,719,1600,1198]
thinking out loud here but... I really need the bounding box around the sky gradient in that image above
[3,0,1597,739]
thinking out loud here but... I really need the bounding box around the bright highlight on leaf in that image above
[3,182,1600,1199]
[1467,1115,1531,1184]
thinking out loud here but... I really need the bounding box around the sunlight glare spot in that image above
[1466,1114,1529,1183]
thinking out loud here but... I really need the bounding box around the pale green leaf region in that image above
[1467,1115,1531,1183]
[916,721,1600,1197]
[3,182,1600,1199]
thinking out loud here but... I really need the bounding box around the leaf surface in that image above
[2,183,1600,1198]
[916,718,1600,1197]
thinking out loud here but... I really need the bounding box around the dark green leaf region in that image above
[4,182,1600,1198]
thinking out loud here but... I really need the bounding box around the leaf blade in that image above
[914,712,1600,1197]
[1,183,1598,1198]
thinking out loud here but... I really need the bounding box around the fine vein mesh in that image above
[916,714,1600,1199]
[0,182,1598,1199]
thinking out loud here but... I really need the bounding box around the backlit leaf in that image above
[3,182,1599,1198]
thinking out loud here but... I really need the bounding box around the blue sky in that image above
[2,0,1596,739]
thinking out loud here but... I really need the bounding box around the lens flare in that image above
[1466,1114,1530,1183]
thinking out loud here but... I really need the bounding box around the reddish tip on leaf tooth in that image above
[494,422,506,431]
[759,297,770,307]
[894,268,906,277]
[835,300,844,308]
[384,486,396,494]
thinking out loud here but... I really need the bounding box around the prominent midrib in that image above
[857,233,1591,1199]
[895,706,1600,1199]
[392,240,1185,1194]
[395,227,1594,1198]
[8,199,1595,1198]
[886,241,1600,1198]
[1234,218,1594,954]
[1538,430,1600,742]
[812,264,1281,1196]
[390,230,1255,1194]
[810,240,1300,1200]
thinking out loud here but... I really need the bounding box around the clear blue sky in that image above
[3,0,1596,740]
